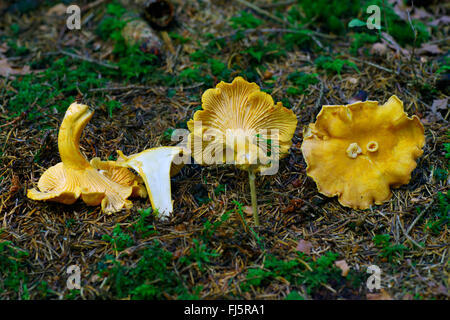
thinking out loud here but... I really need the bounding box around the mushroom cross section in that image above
[115,147,184,220]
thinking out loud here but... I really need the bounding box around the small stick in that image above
[403,88,432,109]
[397,214,424,249]
[89,85,157,92]
[348,56,394,73]
[235,0,287,26]
[58,50,119,70]
[0,112,25,128]
[405,199,434,236]
[88,82,204,93]
[261,0,296,9]
[82,0,107,10]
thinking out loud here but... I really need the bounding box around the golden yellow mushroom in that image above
[187,77,297,225]
[301,95,425,210]
[27,103,147,213]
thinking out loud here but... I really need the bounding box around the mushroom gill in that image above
[187,77,298,225]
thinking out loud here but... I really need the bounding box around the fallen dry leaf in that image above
[367,289,393,300]
[296,239,313,255]
[46,3,67,16]
[425,98,448,123]
[243,206,253,216]
[411,8,432,20]
[334,260,350,277]
[417,43,442,55]
[0,58,31,77]
[392,1,408,21]
[428,16,450,27]
[431,98,448,111]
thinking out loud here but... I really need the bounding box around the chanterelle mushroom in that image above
[187,77,297,225]
[301,95,425,209]
[114,147,184,220]
[27,103,147,213]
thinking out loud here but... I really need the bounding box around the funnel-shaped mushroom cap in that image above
[115,147,184,219]
[301,95,425,209]
[27,102,146,213]
[187,77,297,173]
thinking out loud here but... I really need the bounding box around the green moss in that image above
[282,29,312,50]
[350,32,379,55]
[424,192,449,235]
[6,57,108,120]
[97,240,197,299]
[295,0,360,34]
[433,167,448,182]
[372,234,408,262]
[208,58,230,78]
[201,210,232,241]
[230,10,263,29]
[243,40,286,65]
[168,32,191,44]
[285,291,305,300]
[0,238,30,299]
[178,65,213,86]
[240,251,344,295]
[287,72,319,95]
[179,239,219,271]
[6,39,29,56]
[437,62,450,75]
[101,224,134,253]
[315,56,359,76]
[133,208,158,238]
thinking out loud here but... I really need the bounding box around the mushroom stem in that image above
[346,142,362,159]
[58,103,93,169]
[248,168,260,227]
[366,141,379,152]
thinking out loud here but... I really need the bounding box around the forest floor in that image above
[0,0,448,300]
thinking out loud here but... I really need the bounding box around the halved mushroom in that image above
[114,147,184,220]
[301,95,425,209]
[27,103,147,213]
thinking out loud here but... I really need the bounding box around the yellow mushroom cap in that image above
[187,77,297,173]
[301,95,425,209]
[27,102,146,213]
